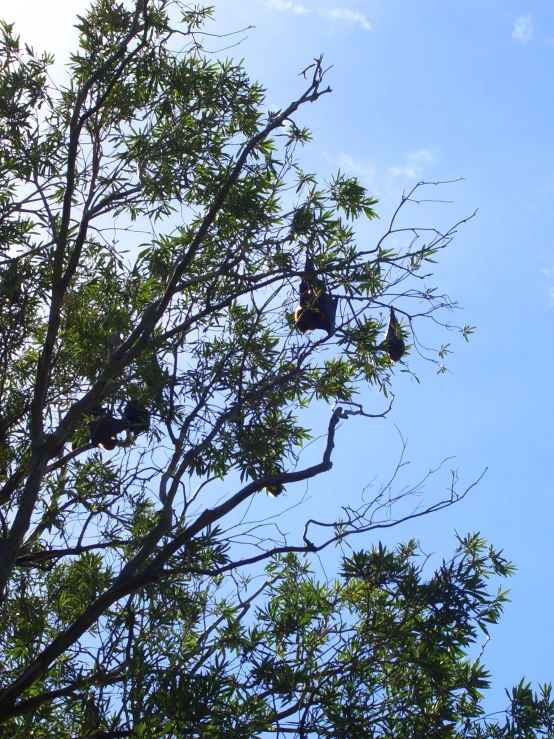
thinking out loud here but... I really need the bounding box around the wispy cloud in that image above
[267,0,309,14]
[389,149,437,178]
[512,14,533,43]
[318,8,372,31]
[267,2,372,30]
[337,153,378,191]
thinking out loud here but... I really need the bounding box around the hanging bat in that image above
[123,400,151,435]
[89,407,128,451]
[385,308,406,362]
[294,253,338,335]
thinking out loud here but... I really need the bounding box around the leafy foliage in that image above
[0,1,550,736]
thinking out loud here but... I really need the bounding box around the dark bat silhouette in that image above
[294,253,337,334]
[89,407,128,451]
[385,308,406,362]
[123,401,151,435]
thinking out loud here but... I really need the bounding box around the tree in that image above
[0,1,551,736]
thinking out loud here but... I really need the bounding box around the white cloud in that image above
[318,7,372,31]
[389,149,438,178]
[512,14,533,43]
[548,286,554,305]
[338,153,377,186]
[267,2,372,30]
[267,0,310,14]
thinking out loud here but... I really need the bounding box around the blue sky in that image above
[6,0,554,709]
